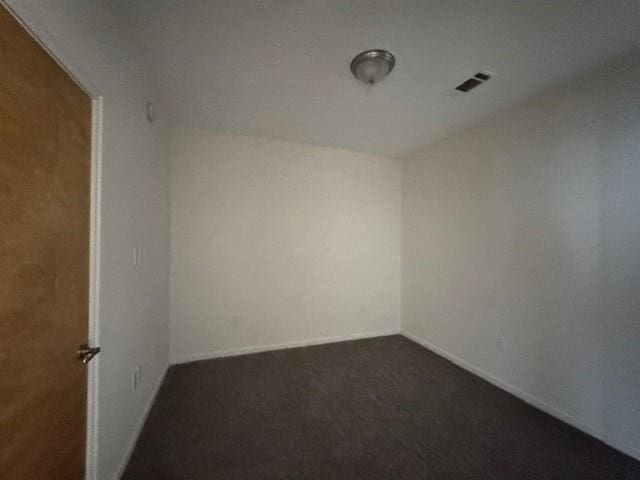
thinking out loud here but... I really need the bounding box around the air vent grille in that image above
[454,72,492,93]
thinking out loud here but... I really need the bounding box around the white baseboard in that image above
[170,328,401,365]
[401,329,640,462]
[114,363,169,480]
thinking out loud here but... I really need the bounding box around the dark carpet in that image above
[122,335,640,479]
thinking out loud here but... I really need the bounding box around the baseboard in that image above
[170,328,401,365]
[401,329,640,462]
[114,363,169,480]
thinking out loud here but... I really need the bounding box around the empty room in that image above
[2,1,640,479]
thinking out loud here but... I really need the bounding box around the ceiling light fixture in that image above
[350,49,395,85]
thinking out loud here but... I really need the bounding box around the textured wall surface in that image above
[403,51,640,460]
[170,129,401,362]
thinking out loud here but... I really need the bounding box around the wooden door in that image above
[0,5,93,479]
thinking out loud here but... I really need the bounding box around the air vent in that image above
[454,72,492,93]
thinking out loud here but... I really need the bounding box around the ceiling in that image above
[122,0,640,158]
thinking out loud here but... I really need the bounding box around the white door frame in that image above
[1,2,103,478]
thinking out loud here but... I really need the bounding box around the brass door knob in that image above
[77,344,100,364]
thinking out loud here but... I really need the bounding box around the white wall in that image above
[170,129,401,362]
[4,2,171,479]
[402,51,640,460]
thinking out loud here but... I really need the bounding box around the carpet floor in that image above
[122,335,640,479]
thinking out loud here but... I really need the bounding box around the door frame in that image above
[1,2,103,479]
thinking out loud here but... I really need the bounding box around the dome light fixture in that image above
[350,49,395,84]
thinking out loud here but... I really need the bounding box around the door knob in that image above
[77,344,100,364]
